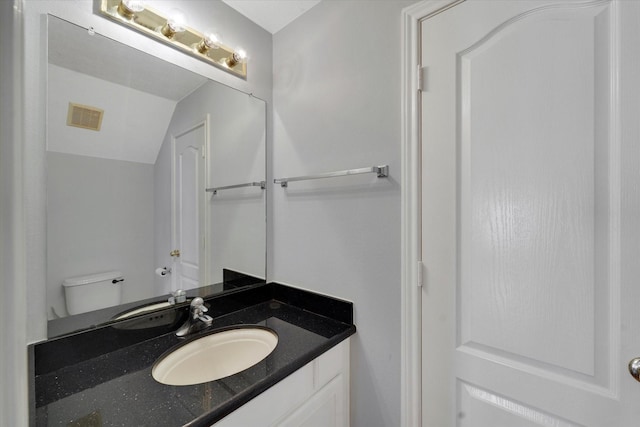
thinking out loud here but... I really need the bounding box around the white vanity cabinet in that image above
[214,339,350,427]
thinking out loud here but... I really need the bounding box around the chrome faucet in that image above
[175,297,213,337]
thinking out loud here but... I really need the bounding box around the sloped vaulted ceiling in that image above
[47,16,207,164]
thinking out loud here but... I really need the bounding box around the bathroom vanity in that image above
[30,283,355,426]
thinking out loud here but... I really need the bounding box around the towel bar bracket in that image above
[376,165,389,178]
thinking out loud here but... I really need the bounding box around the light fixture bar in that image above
[99,0,247,79]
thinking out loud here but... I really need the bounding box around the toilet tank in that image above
[63,271,123,315]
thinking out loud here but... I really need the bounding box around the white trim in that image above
[1,1,29,424]
[400,3,424,426]
[400,2,465,426]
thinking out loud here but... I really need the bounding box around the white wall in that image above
[46,152,156,318]
[47,64,176,164]
[272,1,413,426]
[154,81,266,290]
[206,88,267,283]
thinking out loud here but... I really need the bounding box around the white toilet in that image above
[62,270,123,315]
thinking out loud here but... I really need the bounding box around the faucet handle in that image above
[198,313,213,326]
[190,297,208,316]
[175,297,213,337]
[190,297,205,308]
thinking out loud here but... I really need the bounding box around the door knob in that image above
[628,358,640,382]
[170,249,181,257]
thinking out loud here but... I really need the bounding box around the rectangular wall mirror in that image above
[46,15,266,338]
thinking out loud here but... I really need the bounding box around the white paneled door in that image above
[172,120,206,291]
[420,0,640,425]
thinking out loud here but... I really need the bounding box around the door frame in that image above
[400,2,640,425]
[400,1,464,425]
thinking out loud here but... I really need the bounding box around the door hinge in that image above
[417,261,424,288]
[417,66,428,92]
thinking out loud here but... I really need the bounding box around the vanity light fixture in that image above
[99,0,248,79]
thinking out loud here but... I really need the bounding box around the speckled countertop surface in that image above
[31,284,356,427]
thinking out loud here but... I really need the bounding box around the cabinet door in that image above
[214,340,350,427]
[275,374,346,427]
[213,363,314,427]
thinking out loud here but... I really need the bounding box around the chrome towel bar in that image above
[274,165,389,188]
[206,181,266,195]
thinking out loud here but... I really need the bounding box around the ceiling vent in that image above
[66,102,104,131]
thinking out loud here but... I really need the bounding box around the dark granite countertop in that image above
[31,283,356,427]
[47,269,266,339]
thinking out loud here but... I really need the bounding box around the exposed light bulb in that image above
[225,47,248,68]
[167,9,187,32]
[123,0,144,12]
[236,48,248,61]
[196,31,221,54]
[161,9,187,38]
[204,32,221,48]
[117,0,145,19]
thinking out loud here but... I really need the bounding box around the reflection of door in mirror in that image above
[171,119,208,291]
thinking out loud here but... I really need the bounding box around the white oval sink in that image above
[152,327,278,386]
